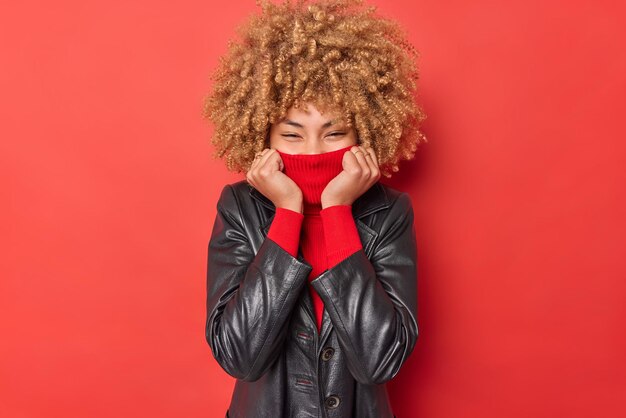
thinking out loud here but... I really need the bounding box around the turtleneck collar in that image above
[276,145,354,215]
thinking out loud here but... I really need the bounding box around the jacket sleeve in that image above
[205,184,313,382]
[310,192,419,385]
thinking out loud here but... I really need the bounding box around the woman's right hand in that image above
[246,148,303,213]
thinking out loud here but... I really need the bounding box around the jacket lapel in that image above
[248,182,391,345]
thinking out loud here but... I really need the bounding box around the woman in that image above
[202,1,427,417]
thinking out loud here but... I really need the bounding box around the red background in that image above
[1,0,625,417]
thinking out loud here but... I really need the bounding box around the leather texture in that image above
[205,179,418,418]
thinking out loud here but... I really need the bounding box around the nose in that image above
[302,143,323,155]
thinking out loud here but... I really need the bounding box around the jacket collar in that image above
[248,181,390,219]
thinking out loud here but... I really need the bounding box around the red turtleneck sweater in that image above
[265,145,363,333]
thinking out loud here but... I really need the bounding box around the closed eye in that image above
[281,132,345,137]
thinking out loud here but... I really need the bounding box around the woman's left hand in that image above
[321,145,381,208]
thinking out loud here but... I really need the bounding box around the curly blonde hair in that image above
[201,0,427,178]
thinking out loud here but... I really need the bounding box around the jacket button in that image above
[325,395,340,409]
[321,347,335,361]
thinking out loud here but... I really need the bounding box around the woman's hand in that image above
[246,148,303,213]
[321,145,381,208]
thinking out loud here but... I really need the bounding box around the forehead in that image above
[280,102,342,123]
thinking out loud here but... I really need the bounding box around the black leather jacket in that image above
[205,179,419,418]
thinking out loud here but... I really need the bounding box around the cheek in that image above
[345,137,358,146]
[268,135,297,153]
[267,128,280,148]
[348,130,359,144]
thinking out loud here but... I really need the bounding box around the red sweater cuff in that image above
[320,204,363,267]
[267,207,304,257]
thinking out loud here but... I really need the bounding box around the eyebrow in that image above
[280,119,338,129]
